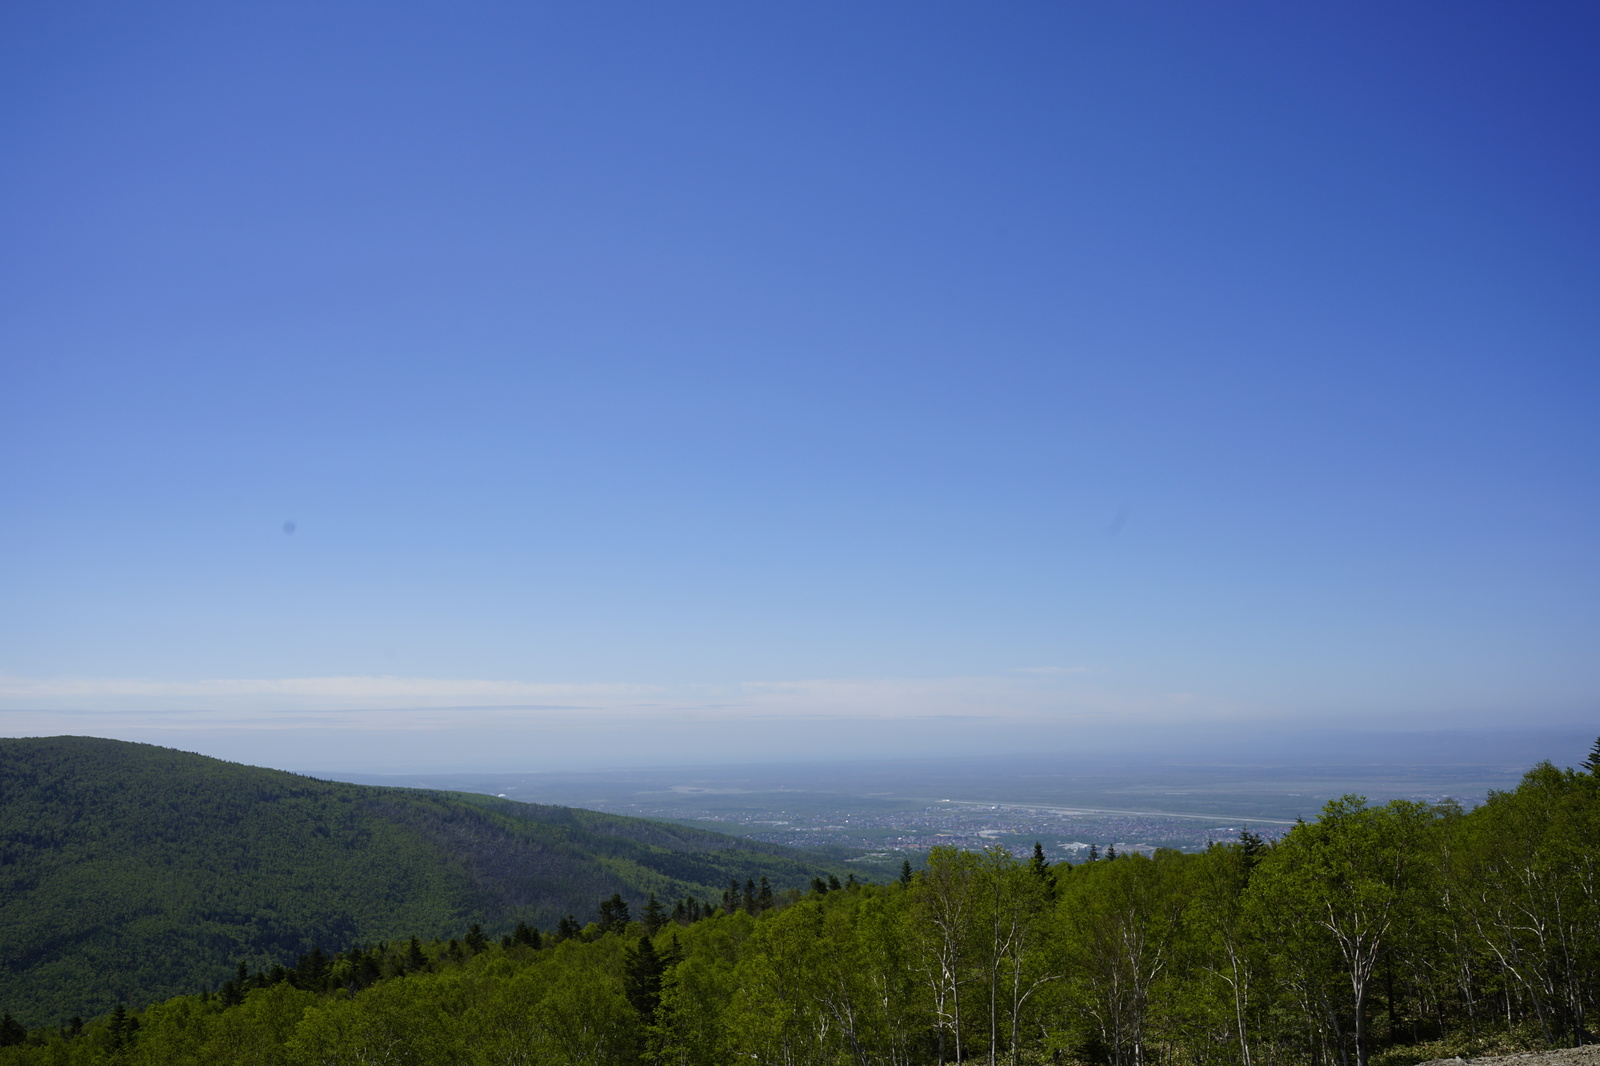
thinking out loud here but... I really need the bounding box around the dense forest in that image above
[1,741,1595,1066]
[0,737,855,1024]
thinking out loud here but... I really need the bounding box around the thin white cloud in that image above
[0,670,1263,738]
[0,675,651,702]
[4,672,1538,774]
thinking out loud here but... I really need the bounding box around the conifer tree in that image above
[295,946,329,990]
[219,960,246,1011]
[624,934,667,1024]
[642,892,667,935]
[1029,840,1057,897]
[900,858,914,885]
[1584,735,1600,775]
[106,1005,129,1052]
[360,947,382,987]
[598,893,631,935]
[1239,828,1265,872]
[756,875,775,911]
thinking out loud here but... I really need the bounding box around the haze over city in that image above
[3,3,1596,773]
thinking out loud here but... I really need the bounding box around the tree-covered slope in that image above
[3,751,1597,1066]
[0,736,840,1025]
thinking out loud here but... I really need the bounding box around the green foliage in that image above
[2,740,1596,1066]
[1249,796,1441,1066]
[0,737,847,1025]
[596,894,631,936]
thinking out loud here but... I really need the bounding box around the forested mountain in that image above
[2,741,1595,1066]
[0,737,846,1025]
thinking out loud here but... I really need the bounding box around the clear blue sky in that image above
[3,2,1596,770]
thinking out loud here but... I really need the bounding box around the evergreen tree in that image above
[827,874,842,891]
[295,946,329,990]
[0,1013,26,1048]
[221,961,248,1006]
[555,914,582,941]
[743,878,758,912]
[1087,844,1099,862]
[1029,841,1050,876]
[661,930,684,967]
[1239,828,1266,872]
[464,923,489,954]
[900,858,914,885]
[406,936,427,971]
[642,892,667,935]
[1584,734,1600,775]
[1106,844,1118,861]
[359,947,382,987]
[757,875,775,911]
[513,920,541,948]
[106,1005,129,1053]
[810,876,828,895]
[723,878,742,914]
[598,893,631,935]
[624,934,667,1024]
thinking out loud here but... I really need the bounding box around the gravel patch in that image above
[1417,1048,1600,1066]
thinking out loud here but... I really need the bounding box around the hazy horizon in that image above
[1,724,1590,780]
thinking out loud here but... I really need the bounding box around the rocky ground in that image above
[1418,1048,1600,1066]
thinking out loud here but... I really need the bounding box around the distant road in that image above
[940,799,1301,826]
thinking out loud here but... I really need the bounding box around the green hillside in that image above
[2,749,1595,1066]
[0,736,842,1025]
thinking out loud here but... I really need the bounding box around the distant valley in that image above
[327,733,1557,861]
[0,737,859,1026]
[2,732,1581,1027]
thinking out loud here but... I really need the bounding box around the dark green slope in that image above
[0,736,838,1025]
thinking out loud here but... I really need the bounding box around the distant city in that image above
[327,748,1539,866]
[600,795,1295,858]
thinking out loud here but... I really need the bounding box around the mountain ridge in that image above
[0,735,843,1025]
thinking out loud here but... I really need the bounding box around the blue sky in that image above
[2,2,1597,770]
